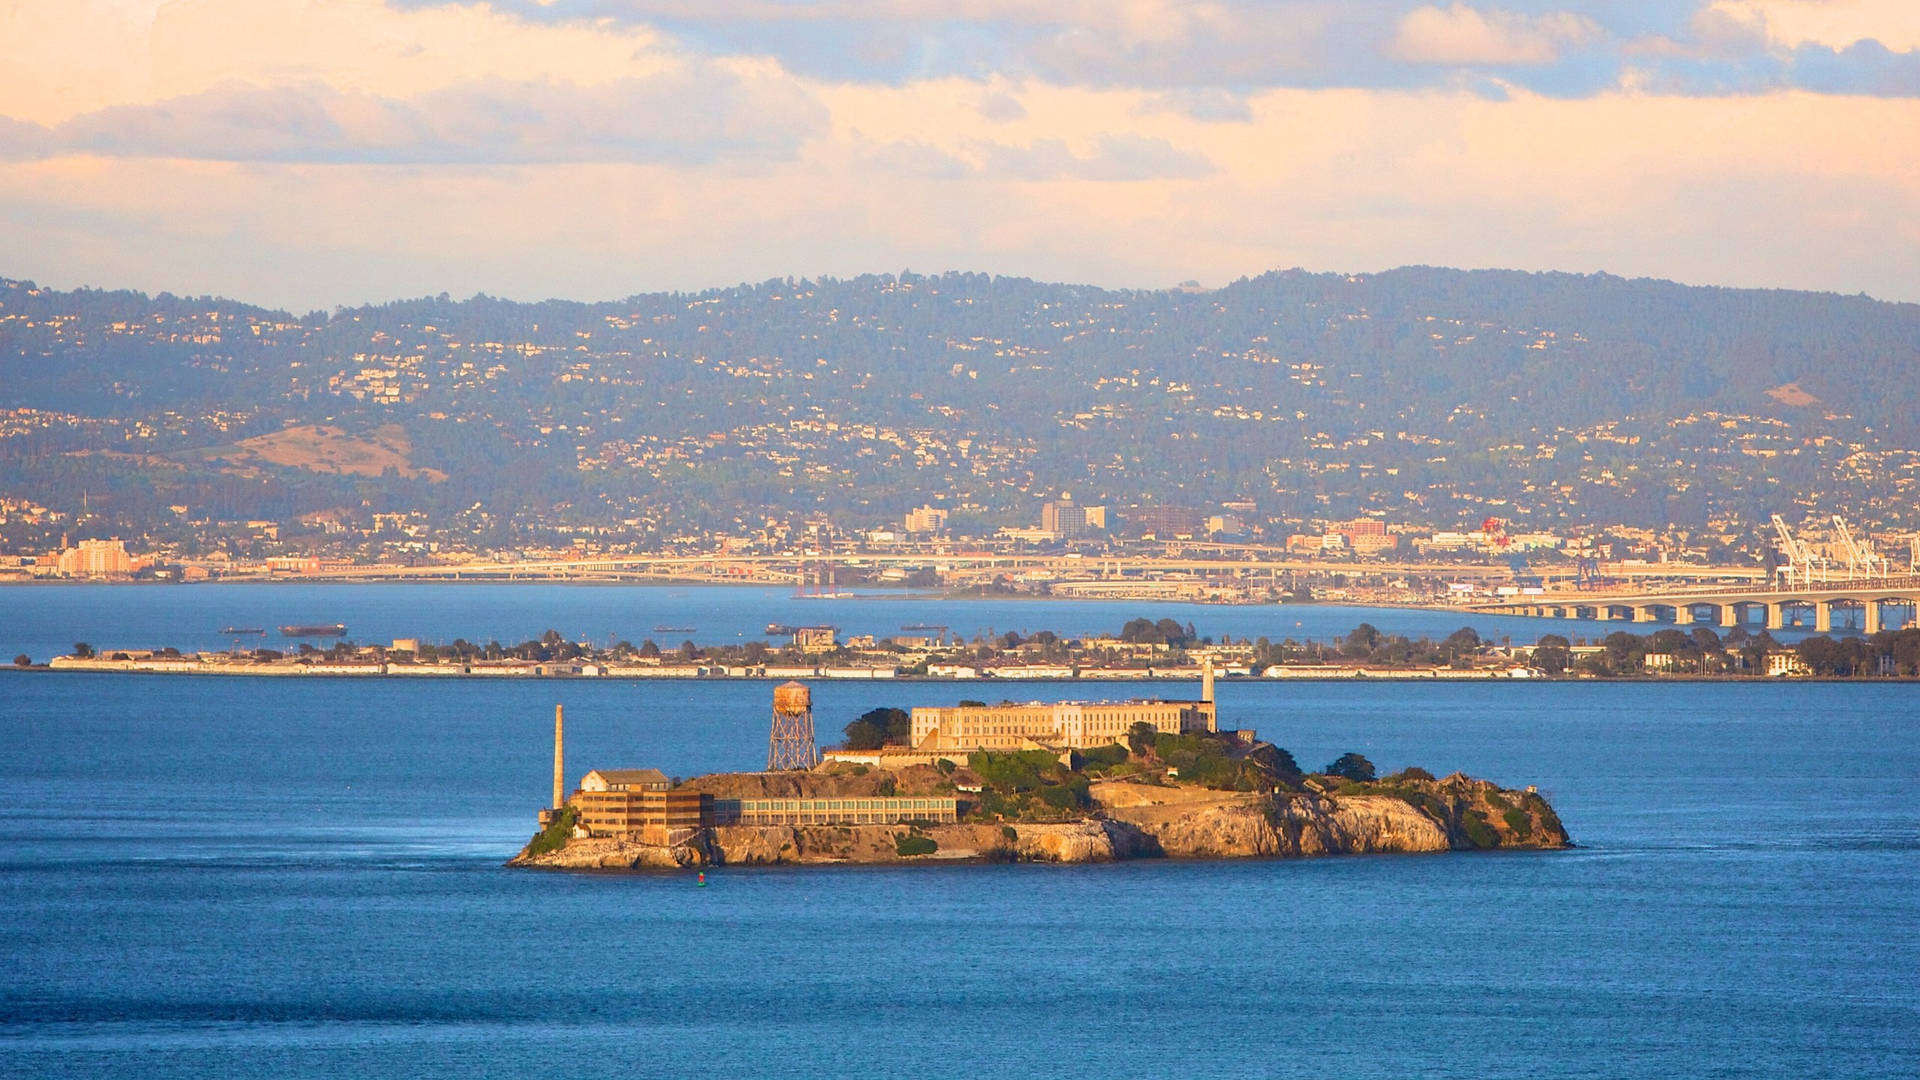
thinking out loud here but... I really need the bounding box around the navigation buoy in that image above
[697,871,707,887]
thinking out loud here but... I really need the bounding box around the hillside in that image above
[3,268,1917,541]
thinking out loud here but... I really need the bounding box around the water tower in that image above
[767,682,820,771]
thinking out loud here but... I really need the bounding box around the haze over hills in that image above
[2,266,1918,552]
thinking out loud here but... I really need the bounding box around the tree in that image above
[1257,745,1302,778]
[1441,627,1481,661]
[1325,752,1376,782]
[1532,633,1571,674]
[1649,629,1690,655]
[1343,623,1382,657]
[840,707,911,750]
[1126,721,1159,756]
[72,642,93,659]
[12,654,28,667]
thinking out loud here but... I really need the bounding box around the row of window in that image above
[721,798,954,811]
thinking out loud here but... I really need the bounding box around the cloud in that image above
[980,134,1216,181]
[1790,38,1920,96]
[1716,0,1920,51]
[0,73,827,164]
[976,90,1027,122]
[3,0,1920,313]
[1137,89,1256,122]
[1389,4,1603,66]
[1624,5,1920,98]
[1626,6,1771,59]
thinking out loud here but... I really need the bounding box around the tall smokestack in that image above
[1201,656,1215,704]
[552,704,565,811]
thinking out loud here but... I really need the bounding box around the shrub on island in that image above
[895,834,938,857]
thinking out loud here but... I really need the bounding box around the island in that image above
[510,684,1570,869]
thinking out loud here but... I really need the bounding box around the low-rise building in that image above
[711,796,957,826]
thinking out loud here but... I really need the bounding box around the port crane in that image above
[1830,515,1888,580]
[1771,514,1825,589]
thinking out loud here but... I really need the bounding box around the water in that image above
[0,592,1916,1078]
[0,582,1842,666]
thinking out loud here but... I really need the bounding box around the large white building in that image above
[56,538,133,578]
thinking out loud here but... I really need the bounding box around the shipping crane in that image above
[1771,514,1825,589]
[1830,515,1888,580]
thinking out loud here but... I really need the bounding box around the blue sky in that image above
[1,0,1916,307]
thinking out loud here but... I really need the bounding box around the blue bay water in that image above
[0,581,1847,666]
[0,587,1915,1078]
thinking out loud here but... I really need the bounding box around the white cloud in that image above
[0,0,679,124]
[0,0,1917,309]
[2,73,826,165]
[1389,4,1603,66]
[1712,0,1920,51]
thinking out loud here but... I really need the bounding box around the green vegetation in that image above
[1324,753,1377,783]
[840,707,911,750]
[526,806,578,857]
[967,750,1092,821]
[1126,721,1158,756]
[895,834,938,857]
[968,749,1062,793]
[1118,618,1196,648]
[1153,733,1275,791]
[11,654,27,667]
[1502,807,1534,839]
[1076,743,1129,773]
[1460,809,1498,848]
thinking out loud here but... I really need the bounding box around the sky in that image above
[1,0,1917,309]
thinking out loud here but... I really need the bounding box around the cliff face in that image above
[509,773,1569,869]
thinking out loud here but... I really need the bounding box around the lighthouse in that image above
[552,704,565,810]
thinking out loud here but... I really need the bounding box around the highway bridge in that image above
[251,551,1771,587]
[1462,577,1920,633]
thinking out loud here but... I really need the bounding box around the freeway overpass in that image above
[261,551,1770,586]
[1462,576,1920,633]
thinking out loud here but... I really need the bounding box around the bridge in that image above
[1462,576,1920,633]
[236,550,1773,587]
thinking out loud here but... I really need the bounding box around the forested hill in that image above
[2,267,1917,539]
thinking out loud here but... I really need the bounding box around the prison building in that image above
[575,769,708,839]
[710,796,959,827]
[908,699,1216,753]
[580,768,671,793]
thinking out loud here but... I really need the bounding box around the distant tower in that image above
[1201,656,1216,704]
[552,704,565,810]
[767,682,819,771]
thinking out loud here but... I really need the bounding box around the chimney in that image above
[1201,656,1215,705]
[552,704,565,810]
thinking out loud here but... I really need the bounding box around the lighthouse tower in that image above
[552,704,565,810]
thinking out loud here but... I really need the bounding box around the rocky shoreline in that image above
[508,773,1570,869]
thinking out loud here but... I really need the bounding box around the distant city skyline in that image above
[2,0,1917,309]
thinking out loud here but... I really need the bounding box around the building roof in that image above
[588,768,670,786]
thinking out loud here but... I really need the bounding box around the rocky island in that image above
[510,734,1570,870]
